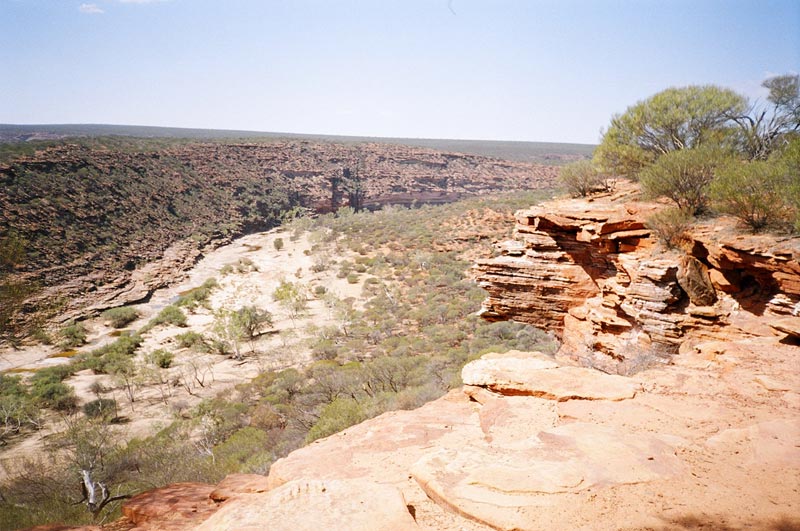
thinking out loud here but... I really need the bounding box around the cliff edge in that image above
[475,180,799,373]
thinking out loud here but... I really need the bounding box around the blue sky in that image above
[1,0,798,144]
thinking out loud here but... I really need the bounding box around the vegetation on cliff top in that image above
[560,74,799,233]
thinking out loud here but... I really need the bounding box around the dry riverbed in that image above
[0,228,367,474]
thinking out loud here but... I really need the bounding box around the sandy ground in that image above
[0,228,367,476]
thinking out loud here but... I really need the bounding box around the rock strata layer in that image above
[475,181,800,372]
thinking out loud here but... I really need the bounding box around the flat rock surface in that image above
[194,479,419,531]
[263,338,800,531]
[410,423,685,531]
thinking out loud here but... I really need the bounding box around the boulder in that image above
[677,255,717,306]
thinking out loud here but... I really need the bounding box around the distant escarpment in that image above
[0,139,556,324]
[475,180,800,373]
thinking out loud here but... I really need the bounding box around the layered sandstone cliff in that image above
[475,181,800,373]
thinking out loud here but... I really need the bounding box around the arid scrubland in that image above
[0,192,557,529]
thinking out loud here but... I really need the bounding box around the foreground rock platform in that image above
[52,324,798,531]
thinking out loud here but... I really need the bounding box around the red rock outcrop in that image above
[474,181,800,373]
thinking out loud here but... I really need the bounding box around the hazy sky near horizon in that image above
[1,1,798,144]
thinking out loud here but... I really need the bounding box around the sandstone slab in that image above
[770,316,800,339]
[267,389,483,491]
[706,418,800,466]
[411,422,685,531]
[461,354,639,401]
[194,479,419,531]
[122,482,217,528]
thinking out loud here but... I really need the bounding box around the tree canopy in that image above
[594,85,747,177]
[592,75,799,233]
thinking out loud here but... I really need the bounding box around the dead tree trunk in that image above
[80,469,131,520]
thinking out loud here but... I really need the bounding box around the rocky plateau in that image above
[25,182,800,531]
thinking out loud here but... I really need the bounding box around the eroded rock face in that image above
[2,140,558,326]
[474,181,800,372]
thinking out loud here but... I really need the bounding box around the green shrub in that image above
[645,208,694,249]
[175,331,209,351]
[559,160,605,197]
[776,138,800,231]
[234,306,273,339]
[30,378,77,411]
[346,272,359,284]
[236,258,258,273]
[640,147,725,214]
[305,398,366,443]
[176,278,218,309]
[148,349,174,368]
[83,398,117,420]
[79,334,143,373]
[273,238,284,251]
[143,305,187,331]
[58,322,88,349]
[709,159,795,231]
[311,339,339,361]
[101,306,139,328]
[212,427,273,474]
[30,327,53,345]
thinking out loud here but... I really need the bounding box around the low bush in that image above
[30,377,77,412]
[559,160,605,197]
[645,208,694,249]
[58,322,88,349]
[175,331,209,351]
[311,339,339,361]
[83,398,117,420]
[640,147,725,214]
[710,158,795,231]
[147,349,174,369]
[176,278,218,310]
[101,306,139,328]
[142,305,187,332]
[79,334,143,374]
[305,398,366,443]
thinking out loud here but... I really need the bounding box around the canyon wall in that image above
[1,140,557,326]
